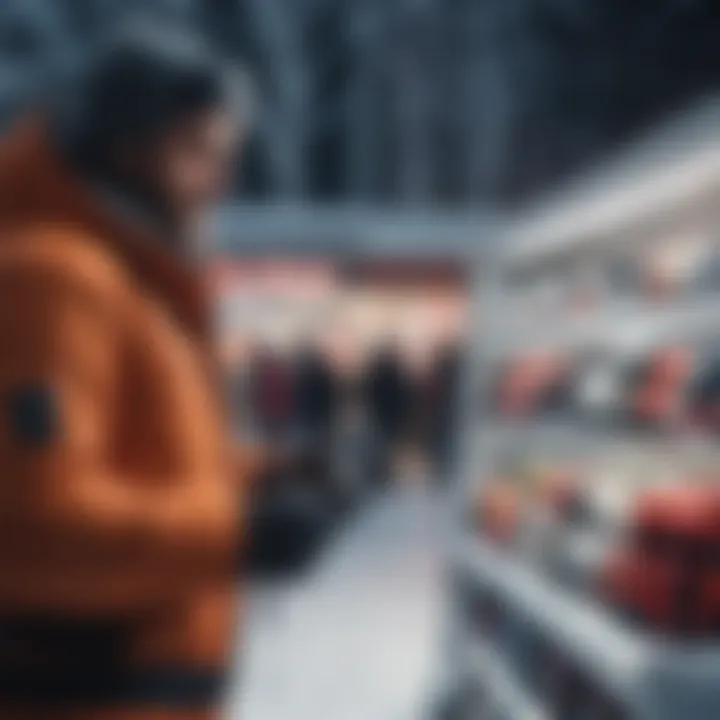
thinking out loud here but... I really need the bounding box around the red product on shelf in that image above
[497,353,571,418]
[496,356,540,417]
[601,548,685,631]
[630,347,693,426]
[476,482,521,545]
[600,484,720,635]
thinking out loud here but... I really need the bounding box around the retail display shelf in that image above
[488,296,720,357]
[484,421,720,461]
[456,536,720,720]
[503,97,720,270]
[465,638,550,720]
[455,96,720,720]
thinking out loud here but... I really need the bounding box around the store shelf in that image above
[456,536,720,720]
[503,97,720,270]
[456,96,720,720]
[485,421,720,463]
[456,537,646,702]
[466,639,550,720]
[489,296,720,357]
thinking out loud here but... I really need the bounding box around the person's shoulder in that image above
[0,227,131,302]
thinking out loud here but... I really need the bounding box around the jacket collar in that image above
[0,120,214,348]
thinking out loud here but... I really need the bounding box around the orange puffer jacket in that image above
[0,122,248,720]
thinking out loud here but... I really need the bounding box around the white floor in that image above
[227,486,445,720]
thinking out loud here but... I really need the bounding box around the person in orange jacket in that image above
[0,23,256,720]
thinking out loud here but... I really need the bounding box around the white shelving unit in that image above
[452,96,720,720]
[488,297,720,358]
[457,538,720,720]
[465,638,551,720]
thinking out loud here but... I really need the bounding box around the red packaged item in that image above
[476,482,521,546]
[497,353,570,418]
[601,485,720,636]
[631,347,692,426]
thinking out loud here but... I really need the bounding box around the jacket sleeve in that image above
[0,252,237,617]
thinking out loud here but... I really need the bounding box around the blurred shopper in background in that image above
[426,343,463,483]
[363,344,412,485]
[248,343,295,441]
[294,343,338,441]
[332,383,373,502]
[0,23,256,720]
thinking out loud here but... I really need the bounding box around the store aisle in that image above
[226,486,445,720]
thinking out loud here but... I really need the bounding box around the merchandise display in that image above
[451,113,720,719]
[601,484,720,636]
